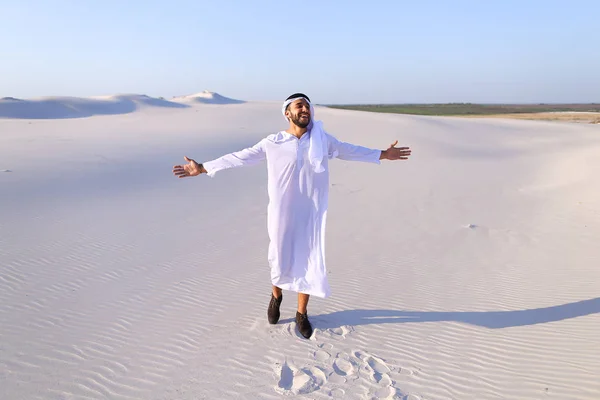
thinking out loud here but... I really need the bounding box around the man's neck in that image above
[285,124,308,139]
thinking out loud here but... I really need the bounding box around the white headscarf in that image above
[282,96,330,173]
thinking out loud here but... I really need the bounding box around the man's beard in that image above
[291,113,310,128]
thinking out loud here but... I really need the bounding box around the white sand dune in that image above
[171,90,245,104]
[0,92,244,119]
[0,94,191,119]
[1,101,599,399]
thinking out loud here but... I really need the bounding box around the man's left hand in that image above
[381,140,411,160]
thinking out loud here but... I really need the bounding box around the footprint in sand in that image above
[328,372,347,385]
[378,373,392,386]
[304,366,327,389]
[372,385,401,399]
[327,352,361,385]
[275,360,327,395]
[275,348,414,398]
[351,349,416,399]
[314,349,330,362]
[329,388,345,398]
[320,325,354,340]
[366,354,391,376]
[333,357,355,377]
[353,350,393,383]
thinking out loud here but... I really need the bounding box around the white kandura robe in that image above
[203,130,381,298]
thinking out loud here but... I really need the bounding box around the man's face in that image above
[286,98,311,128]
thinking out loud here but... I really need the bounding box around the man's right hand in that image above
[173,156,206,178]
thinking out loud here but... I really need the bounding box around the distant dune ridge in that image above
[0,91,243,119]
[171,90,245,105]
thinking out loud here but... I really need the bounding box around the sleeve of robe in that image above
[202,139,266,177]
[326,133,382,164]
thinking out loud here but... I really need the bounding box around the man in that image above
[172,93,411,339]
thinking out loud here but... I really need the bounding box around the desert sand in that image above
[461,112,600,124]
[1,93,599,399]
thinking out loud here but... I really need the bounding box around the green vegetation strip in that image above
[326,103,600,116]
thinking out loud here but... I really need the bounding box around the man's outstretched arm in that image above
[173,139,266,178]
[327,134,411,163]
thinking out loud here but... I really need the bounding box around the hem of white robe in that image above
[273,281,331,298]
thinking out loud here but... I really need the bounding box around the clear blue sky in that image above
[1,0,598,104]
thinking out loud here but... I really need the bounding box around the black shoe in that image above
[268,293,283,324]
[295,311,313,339]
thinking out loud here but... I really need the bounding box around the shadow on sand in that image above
[312,297,600,330]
